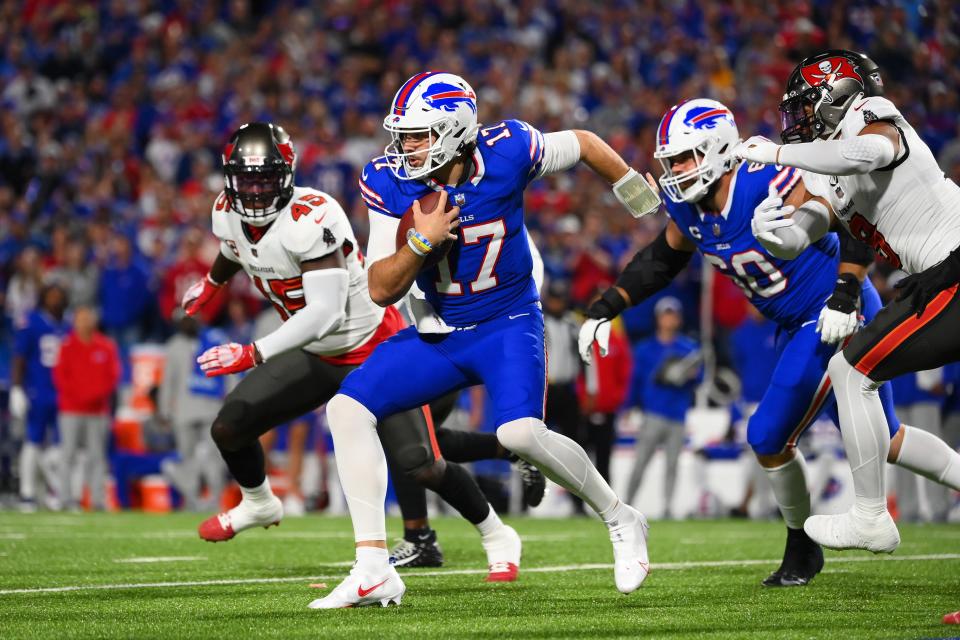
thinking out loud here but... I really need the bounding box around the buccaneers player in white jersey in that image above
[739,50,960,554]
[183,123,524,592]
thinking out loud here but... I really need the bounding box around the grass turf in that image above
[0,512,957,639]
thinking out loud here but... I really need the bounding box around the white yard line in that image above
[113,557,207,564]
[1,553,958,596]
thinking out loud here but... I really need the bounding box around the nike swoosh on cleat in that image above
[357,579,388,597]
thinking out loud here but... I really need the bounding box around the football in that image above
[396,190,455,270]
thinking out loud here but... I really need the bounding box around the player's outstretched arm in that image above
[752,180,833,260]
[367,191,460,307]
[198,253,349,377]
[571,130,661,217]
[182,252,243,316]
[578,221,693,363]
[736,123,900,176]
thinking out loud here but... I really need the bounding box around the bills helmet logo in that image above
[800,56,863,88]
[422,82,477,114]
[682,106,734,131]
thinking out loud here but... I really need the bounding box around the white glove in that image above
[409,297,454,334]
[578,318,611,365]
[612,169,662,218]
[815,306,859,344]
[736,135,781,165]
[751,185,796,247]
[405,288,454,335]
[9,385,28,420]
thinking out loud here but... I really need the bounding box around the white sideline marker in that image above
[1,554,958,596]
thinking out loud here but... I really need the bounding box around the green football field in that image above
[0,512,957,639]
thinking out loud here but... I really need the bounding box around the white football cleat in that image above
[308,566,405,609]
[481,524,522,582]
[198,496,283,542]
[609,505,650,594]
[804,508,900,554]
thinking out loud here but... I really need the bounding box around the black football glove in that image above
[895,248,960,317]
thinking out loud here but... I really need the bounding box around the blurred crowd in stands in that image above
[1,0,959,517]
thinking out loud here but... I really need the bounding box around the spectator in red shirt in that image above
[53,305,121,511]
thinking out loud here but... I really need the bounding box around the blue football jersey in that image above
[665,162,840,330]
[13,310,69,397]
[360,119,544,325]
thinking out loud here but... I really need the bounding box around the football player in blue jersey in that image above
[12,282,70,511]
[311,71,662,608]
[579,98,960,587]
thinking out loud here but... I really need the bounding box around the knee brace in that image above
[746,416,787,457]
[391,440,444,486]
[211,398,253,451]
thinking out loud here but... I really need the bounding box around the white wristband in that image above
[613,168,662,218]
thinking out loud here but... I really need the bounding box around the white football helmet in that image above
[653,99,741,204]
[383,72,479,181]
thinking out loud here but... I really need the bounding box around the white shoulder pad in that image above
[799,170,831,199]
[841,96,904,139]
[279,189,352,261]
[210,192,233,241]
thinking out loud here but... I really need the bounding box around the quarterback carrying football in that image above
[312,70,662,608]
[184,123,530,588]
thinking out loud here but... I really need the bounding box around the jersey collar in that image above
[423,148,485,192]
[696,164,739,221]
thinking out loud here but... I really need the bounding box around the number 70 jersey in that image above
[665,161,841,331]
[360,119,544,326]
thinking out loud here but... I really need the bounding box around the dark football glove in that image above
[894,248,960,317]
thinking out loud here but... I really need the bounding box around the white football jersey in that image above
[212,187,384,356]
[801,96,960,273]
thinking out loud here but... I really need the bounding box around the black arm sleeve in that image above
[838,226,875,267]
[586,229,693,319]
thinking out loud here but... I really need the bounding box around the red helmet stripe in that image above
[658,101,686,146]
[222,142,235,163]
[393,72,435,115]
[689,108,731,124]
[276,141,295,166]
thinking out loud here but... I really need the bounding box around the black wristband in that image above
[587,288,627,320]
[827,272,861,314]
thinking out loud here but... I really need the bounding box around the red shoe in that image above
[944,610,960,624]
[198,499,282,542]
[486,561,519,582]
